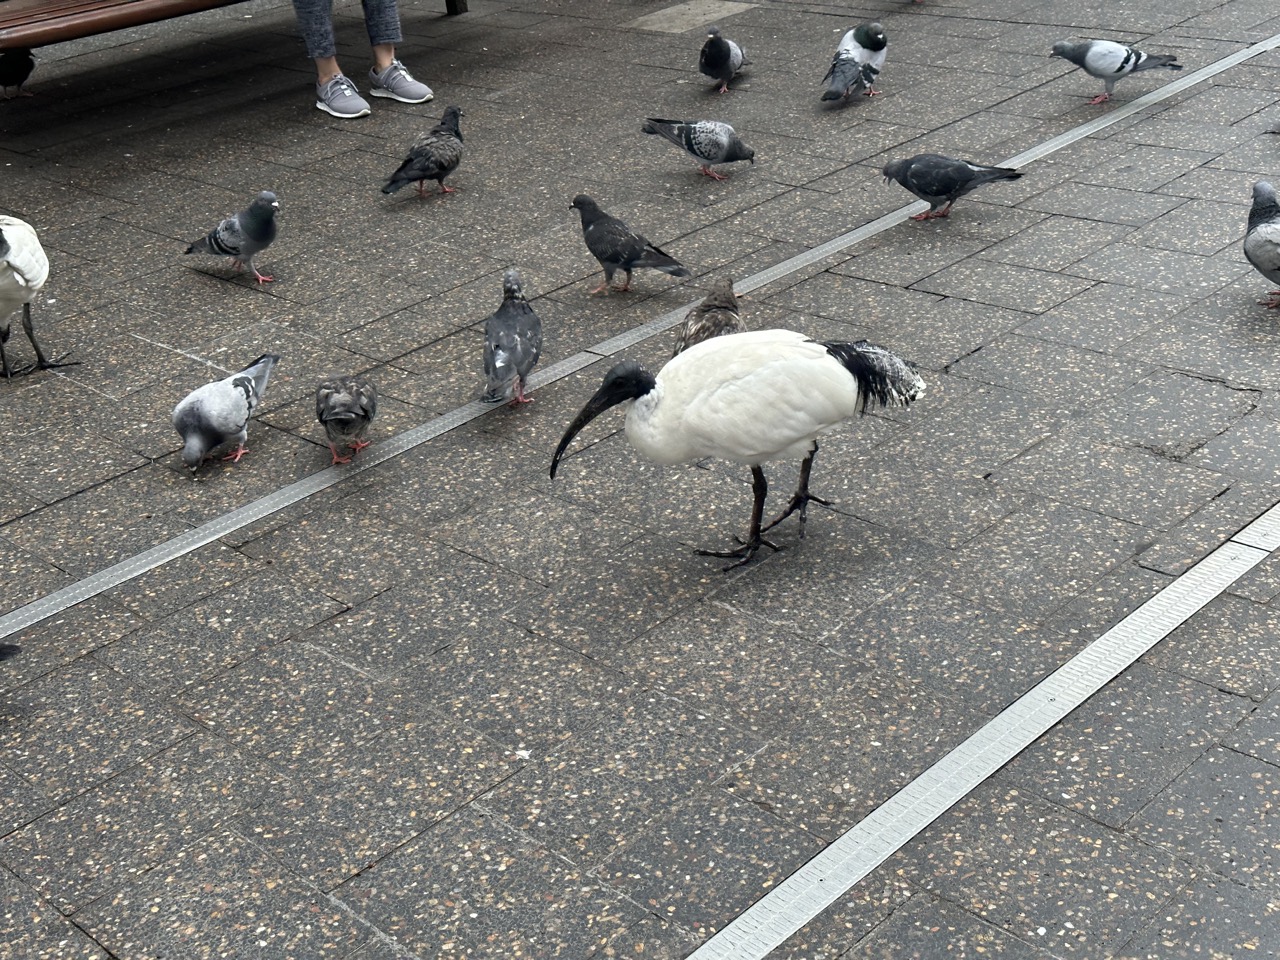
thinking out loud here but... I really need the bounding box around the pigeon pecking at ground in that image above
[184,191,280,283]
[1244,181,1280,309]
[0,48,35,98]
[482,268,543,405]
[172,353,281,471]
[699,25,747,93]
[382,105,465,198]
[882,153,1022,220]
[822,22,888,101]
[570,194,692,295]
[1050,39,1182,105]
[316,375,378,464]
[642,118,755,181]
[0,215,77,380]
[673,276,746,356]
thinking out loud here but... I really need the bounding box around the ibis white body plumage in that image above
[551,329,925,567]
[0,215,76,379]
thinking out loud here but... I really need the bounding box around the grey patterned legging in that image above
[291,0,403,60]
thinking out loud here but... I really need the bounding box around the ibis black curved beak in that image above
[549,361,656,479]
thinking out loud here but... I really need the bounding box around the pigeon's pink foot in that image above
[329,444,353,465]
[1260,292,1280,308]
[440,184,456,194]
[589,281,612,295]
[698,165,729,181]
[349,438,372,453]
[1088,93,1110,105]
[910,211,937,221]
[718,83,730,94]
[222,444,249,463]
[863,88,882,97]
[253,270,275,284]
[512,384,534,404]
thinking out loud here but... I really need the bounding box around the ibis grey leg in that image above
[762,442,832,538]
[18,303,78,375]
[698,465,779,570]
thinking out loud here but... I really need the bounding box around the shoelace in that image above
[380,61,410,85]
[326,75,359,96]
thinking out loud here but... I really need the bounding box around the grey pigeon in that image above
[1050,39,1181,104]
[642,118,754,181]
[882,153,1021,220]
[570,194,692,295]
[822,22,888,101]
[382,106,464,197]
[185,191,279,283]
[482,268,542,404]
[316,375,378,464]
[0,48,34,98]
[173,353,281,470]
[1244,181,1280,309]
[0,215,77,380]
[0,643,20,662]
[673,276,745,356]
[699,26,746,94]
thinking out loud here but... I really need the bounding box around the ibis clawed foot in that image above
[760,444,831,539]
[696,465,780,570]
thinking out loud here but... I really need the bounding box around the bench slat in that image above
[0,0,253,49]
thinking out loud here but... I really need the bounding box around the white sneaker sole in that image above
[369,87,435,104]
[315,100,371,118]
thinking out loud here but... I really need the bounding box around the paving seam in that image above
[687,515,1276,959]
[0,32,1276,643]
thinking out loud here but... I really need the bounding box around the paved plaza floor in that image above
[3,0,1280,956]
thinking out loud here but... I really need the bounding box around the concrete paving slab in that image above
[1118,873,1280,959]
[1144,593,1280,698]
[0,869,109,960]
[846,892,1056,959]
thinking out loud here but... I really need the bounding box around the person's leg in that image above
[293,0,371,116]
[364,0,434,104]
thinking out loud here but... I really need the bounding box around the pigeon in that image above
[699,26,747,94]
[482,268,542,404]
[0,216,77,380]
[642,118,755,181]
[0,644,20,662]
[185,191,280,284]
[1050,40,1182,105]
[570,195,692,295]
[0,48,35,98]
[1244,181,1280,309]
[382,105,465,197]
[882,153,1022,220]
[316,374,378,464]
[172,353,280,470]
[673,276,745,356]
[822,22,888,101]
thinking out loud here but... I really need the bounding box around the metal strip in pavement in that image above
[687,528,1273,960]
[1,32,1277,641]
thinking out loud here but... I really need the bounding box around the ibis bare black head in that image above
[549,361,657,479]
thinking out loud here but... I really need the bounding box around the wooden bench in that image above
[0,0,467,51]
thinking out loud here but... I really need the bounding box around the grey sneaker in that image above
[369,60,434,104]
[316,74,371,118]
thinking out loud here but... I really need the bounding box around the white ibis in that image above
[0,215,77,379]
[550,329,925,568]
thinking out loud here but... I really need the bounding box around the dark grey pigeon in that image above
[482,268,542,404]
[822,22,888,101]
[699,26,746,93]
[382,106,464,198]
[0,48,35,98]
[316,375,378,464]
[673,276,745,356]
[1244,181,1280,309]
[173,353,280,471]
[0,643,20,662]
[642,118,755,181]
[882,153,1021,220]
[570,194,692,295]
[185,191,279,283]
[1050,39,1181,104]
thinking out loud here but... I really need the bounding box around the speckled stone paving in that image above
[3,0,1280,957]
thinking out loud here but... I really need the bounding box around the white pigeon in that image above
[641,118,755,181]
[1244,181,1280,309]
[0,215,76,380]
[699,25,746,94]
[1050,39,1181,104]
[172,353,281,470]
[482,268,542,404]
[822,22,888,101]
